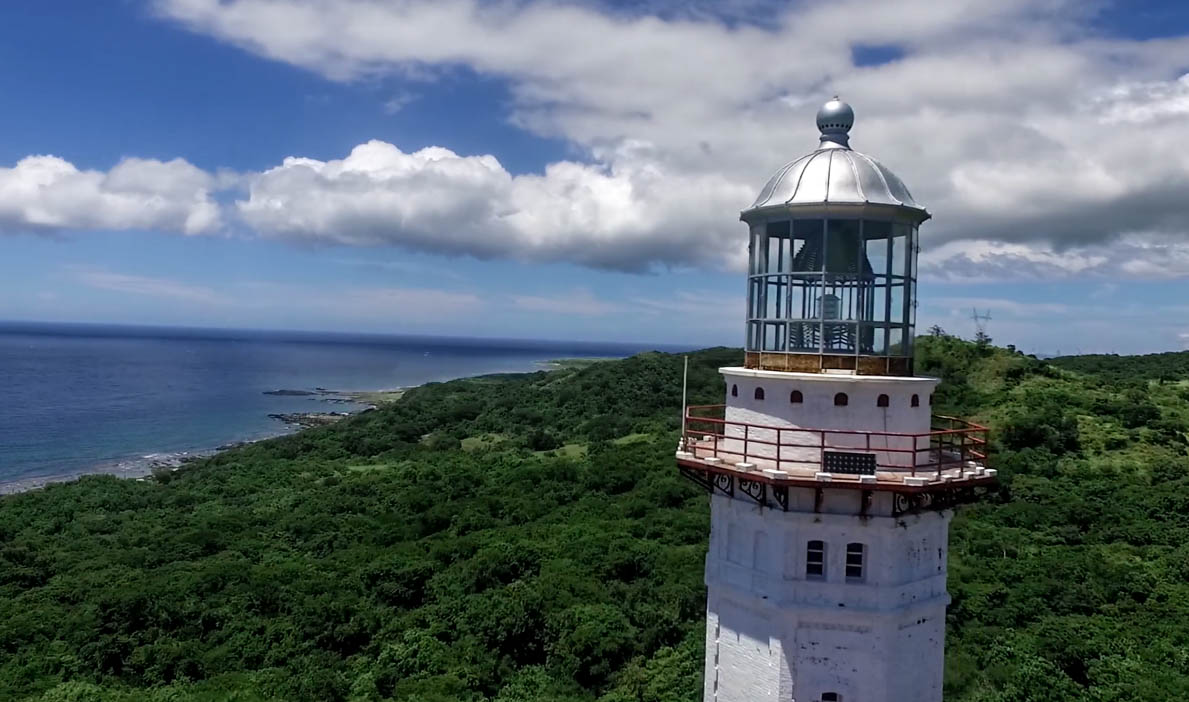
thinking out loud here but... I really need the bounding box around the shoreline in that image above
[0,386,410,497]
[0,358,603,498]
[0,432,294,497]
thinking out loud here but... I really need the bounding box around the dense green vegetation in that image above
[1,341,1187,701]
[1050,349,1189,384]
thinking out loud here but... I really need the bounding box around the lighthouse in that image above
[677,98,996,702]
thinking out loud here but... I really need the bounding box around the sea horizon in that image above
[0,319,695,353]
[0,321,696,494]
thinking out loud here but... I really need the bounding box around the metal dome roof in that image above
[746,98,926,215]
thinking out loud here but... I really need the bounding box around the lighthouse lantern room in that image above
[745,98,926,377]
[677,98,996,702]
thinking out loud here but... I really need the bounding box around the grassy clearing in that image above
[344,389,406,405]
[460,433,509,451]
[535,442,588,458]
[540,358,610,370]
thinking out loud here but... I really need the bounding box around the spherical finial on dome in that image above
[816,96,854,148]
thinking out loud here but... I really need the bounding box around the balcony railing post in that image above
[681,411,688,453]
[776,427,782,472]
[743,423,749,463]
[937,432,944,479]
[912,430,919,477]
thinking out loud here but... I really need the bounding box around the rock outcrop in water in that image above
[267,412,351,428]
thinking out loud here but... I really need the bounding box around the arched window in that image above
[754,387,765,401]
[910,394,920,407]
[821,694,841,702]
[845,543,865,581]
[790,390,803,404]
[876,393,889,408]
[834,392,848,407]
[806,540,826,579]
[731,384,738,397]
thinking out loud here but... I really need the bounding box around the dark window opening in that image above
[911,394,920,407]
[806,540,825,579]
[790,390,803,404]
[876,393,889,408]
[834,392,848,407]
[754,387,765,401]
[846,543,865,581]
[731,384,738,397]
[821,694,840,702]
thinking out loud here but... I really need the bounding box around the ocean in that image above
[0,322,685,492]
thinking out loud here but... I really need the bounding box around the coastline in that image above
[0,386,409,497]
[0,358,592,497]
[0,445,236,496]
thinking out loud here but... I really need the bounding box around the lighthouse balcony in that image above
[677,404,992,489]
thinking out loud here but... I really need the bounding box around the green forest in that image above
[2,338,1188,701]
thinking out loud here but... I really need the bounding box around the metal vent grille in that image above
[823,450,877,475]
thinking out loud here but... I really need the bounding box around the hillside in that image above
[1,340,1188,701]
[1049,349,1189,384]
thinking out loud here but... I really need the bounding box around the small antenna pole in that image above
[681,355,689,451]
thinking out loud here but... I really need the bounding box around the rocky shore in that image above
[0,449,218,495]
[0,386,408,496]
[261,386,405,429]
[267,411,355,428]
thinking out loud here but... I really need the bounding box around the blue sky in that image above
[2,0,1189,353]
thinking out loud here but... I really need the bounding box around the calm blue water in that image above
[0,322,684,491]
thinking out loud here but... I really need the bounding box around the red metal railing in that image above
[680,405,988,479]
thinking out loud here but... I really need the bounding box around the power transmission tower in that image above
[971,308,992,345]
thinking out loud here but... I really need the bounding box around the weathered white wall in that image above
[717,368,940,471]
[703,490,952,702]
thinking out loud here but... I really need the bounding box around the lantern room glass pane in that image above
[893,223,912,278]
[889,283,906,327]
[821,276,858,320]
[826,220,862,274]
[863,324,888,354]
[909,225,918,281]
[789,321,818,352]
[787,281,808,324]
[864,221,891,276]
[764,276,782,318]
[744,216,917,359]
[824,321,856,352]
[868,281,888,322]
[764,322,785,351]
[750,224,763,274]
[765,220,790,274]
[792,219,824,272]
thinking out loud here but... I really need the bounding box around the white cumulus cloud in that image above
[0,0,1182,281]
[142,0,1189,278]
[0,155,219,235]
[237,139,749,271]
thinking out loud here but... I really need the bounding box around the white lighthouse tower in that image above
[677,98,996,702]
